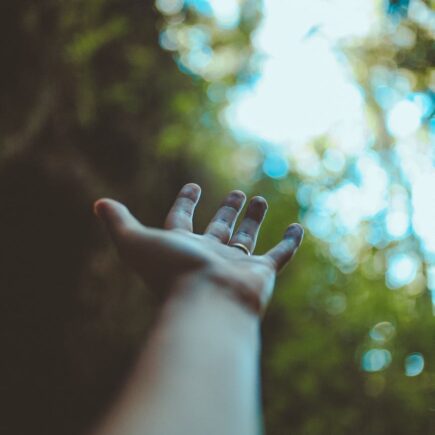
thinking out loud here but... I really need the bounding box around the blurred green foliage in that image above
[0,1,434,435]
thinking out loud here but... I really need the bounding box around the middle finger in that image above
[204,190,246,243]
[229,196,268,254]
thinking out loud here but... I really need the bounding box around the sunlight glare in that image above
[208,0,240,28]
[386,99,423,137]
[226,0,369,147]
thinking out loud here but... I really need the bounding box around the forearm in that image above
[93,274,263,435]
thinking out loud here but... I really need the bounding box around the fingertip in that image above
[252,195,268,206]
[251,195,268,212]
[226,190,247,209]
[185,182,201,192]
[231,189,246,200]
[93,198,111,219]
[284,223,304,247]
[180,183,202,202]
[93,198,129,223]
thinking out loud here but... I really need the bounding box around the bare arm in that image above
[92,184,303,435]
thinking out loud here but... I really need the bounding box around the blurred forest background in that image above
[0,0,434,434]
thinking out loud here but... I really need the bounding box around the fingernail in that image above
[93,199,118,221]
[285,224,304,247]
[249,197,268,215]
[230,190,246,202]
[181,183,202,202]
[93,200,106,219]
[252,196,268,208]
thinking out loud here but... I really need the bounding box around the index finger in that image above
[164,183,201,232]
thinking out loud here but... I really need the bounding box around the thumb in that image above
[94,198,158,277]
[93,198,141,241]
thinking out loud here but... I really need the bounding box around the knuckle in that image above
[178,207,194,218]
[234,230,253,242]
[214,216,231,225]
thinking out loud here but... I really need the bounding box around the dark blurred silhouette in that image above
[0,1,208,433]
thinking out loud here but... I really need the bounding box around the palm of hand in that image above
[94,184,303,314]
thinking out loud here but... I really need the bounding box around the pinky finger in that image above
[265,224,304,272]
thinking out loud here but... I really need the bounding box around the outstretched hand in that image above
[94,183,303,315]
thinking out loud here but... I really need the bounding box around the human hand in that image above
[94,183,303,315]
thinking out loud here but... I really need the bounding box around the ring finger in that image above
[229,196,268,254]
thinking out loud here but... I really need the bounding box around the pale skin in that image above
[92,183,303,435]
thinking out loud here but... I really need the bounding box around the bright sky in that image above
[157,0,435,296]
[226,0,375,147]
[220,0,435,292]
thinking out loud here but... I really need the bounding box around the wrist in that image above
[170,267,264,317]
[149,273,261,364]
